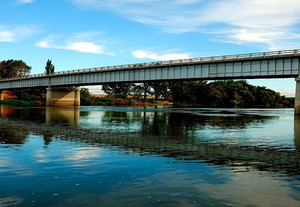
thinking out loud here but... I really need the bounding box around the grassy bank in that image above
[0,100,36,106]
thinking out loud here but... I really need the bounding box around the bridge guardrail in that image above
[0,49,299,82]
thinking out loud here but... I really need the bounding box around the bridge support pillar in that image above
[46,87,81,107]
[295,78,300,114]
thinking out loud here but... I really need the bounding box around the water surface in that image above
[0,105,299,206]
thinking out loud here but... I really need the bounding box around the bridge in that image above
[1,49,300,112]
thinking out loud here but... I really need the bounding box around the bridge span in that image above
[1,49,300,112]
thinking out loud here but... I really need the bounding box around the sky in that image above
[1,0,300,96]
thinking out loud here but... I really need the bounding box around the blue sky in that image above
[1,0,300,96]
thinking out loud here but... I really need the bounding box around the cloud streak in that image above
[36,33,113,55]
[132,50,190,61]
[0,24,39,42]
[16,0,35,4]
[72,0,300,50]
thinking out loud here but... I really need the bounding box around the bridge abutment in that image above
[46,87,80,107]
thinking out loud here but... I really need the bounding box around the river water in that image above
[0,105,299,207]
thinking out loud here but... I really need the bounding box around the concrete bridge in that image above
[1,49,300,111]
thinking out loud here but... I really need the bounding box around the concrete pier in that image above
[46,87,80,106]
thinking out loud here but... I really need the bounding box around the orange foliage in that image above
[2,91,17,100]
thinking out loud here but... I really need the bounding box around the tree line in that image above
[99,80,293,108]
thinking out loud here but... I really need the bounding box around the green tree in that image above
[142,82,152,99]
[0,59,31,79]
[12,88,46,102]
[169,81,189,102]
[206,84,223,107]
[131,84,144,99]
[45,59,55,75]
[186,81,208,105]
[102,83,134,98]
[80,87,95,105]
[149,82,169,100]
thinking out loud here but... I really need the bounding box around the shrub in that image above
[0,100,36,106]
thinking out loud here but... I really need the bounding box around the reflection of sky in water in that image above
[0,133,299,206]
[191,114,295,148]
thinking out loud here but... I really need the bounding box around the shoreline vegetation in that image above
[0,80,295,108]
[0,96,294,108]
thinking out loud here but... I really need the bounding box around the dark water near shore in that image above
[0,105,300,206]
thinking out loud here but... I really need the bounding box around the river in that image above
[0,105,299,207]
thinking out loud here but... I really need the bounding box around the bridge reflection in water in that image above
[0,105,300,178]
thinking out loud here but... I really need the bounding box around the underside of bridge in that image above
[46,87,80,107]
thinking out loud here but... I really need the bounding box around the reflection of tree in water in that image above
[42,131,53,146]
[14,107,46,122]
[103,111,130,124]
[80,111,90,117]
[100,110,278,142]
[207,115,277,129]
[102,110,145,126]
[141,112,168,136]
[168,113,277,135]
[0,126,28,144]
[1,106,46,122]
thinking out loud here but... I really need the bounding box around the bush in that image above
[0,100,36,106]
[94,97,114,105]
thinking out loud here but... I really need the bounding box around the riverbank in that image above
[91,94,172,107]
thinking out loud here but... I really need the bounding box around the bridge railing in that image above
[0,49,299,82]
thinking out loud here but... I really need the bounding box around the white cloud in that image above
[0,31,14,42]
[36,33,112,55]
[16,0,35,4]
[0,25,39,42]
[72,0,300,50]
[132,50,190,61]
[66,42,104,54]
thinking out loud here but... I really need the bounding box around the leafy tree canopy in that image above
[102,83,134,99]
[0,59,31,79]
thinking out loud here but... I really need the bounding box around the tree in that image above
[130,83,153,100]
[0,59,31,79]
[80,88,95,105]
[206,84,223,107]
[12,88,46,102]
[149,82,169,100]
[102,83,134,98]
[186,81,208,105]
[131,84,144,99]
[169,81,189,102]
[45,59,55,75]
[142,82,152,99]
